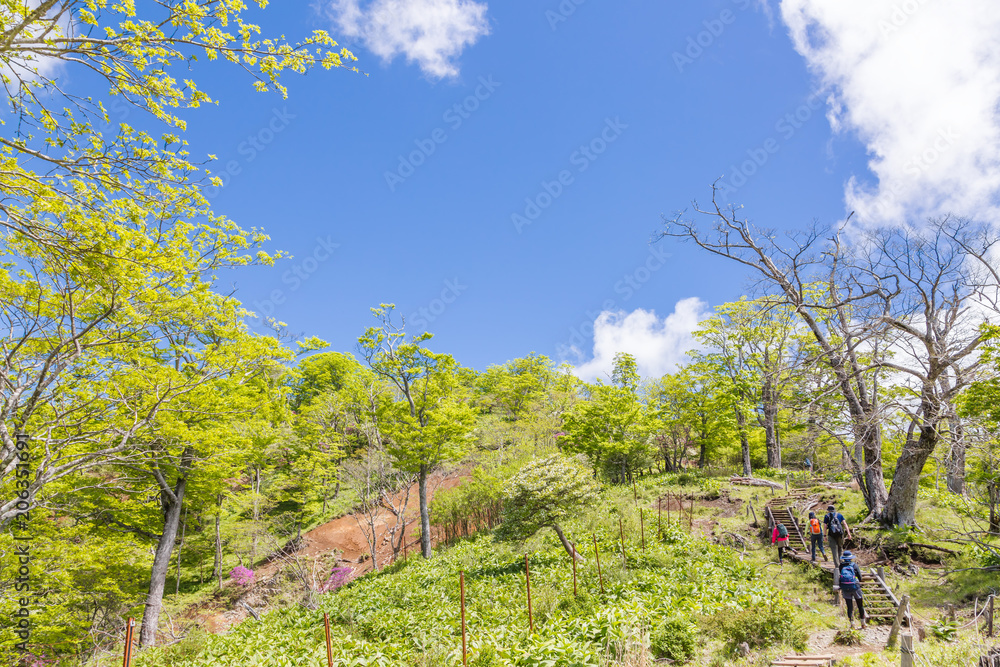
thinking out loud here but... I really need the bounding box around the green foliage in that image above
[495,456,599,548]
[358,305,476,477]
[476,354,559,420]
[833,628,864,646]
[563,354,656,481]
[710,602,806,653]
[649,617,697,662]
[103,484,790,667]
[928,617,959,643]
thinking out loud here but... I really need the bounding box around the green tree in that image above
[562,353,655,482]
[357,305,475,559]
[496,455,598,560]
[476,353,556,420]
[696,297,798,472]
[0,0,357,526]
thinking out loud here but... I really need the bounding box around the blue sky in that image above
[143,0,1000,378]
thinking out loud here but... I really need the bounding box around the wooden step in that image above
[771,655,834,666]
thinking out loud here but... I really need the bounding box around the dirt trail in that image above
[183,468,469,635]
[293,468,467,575]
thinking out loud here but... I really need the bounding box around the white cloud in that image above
[572,299,709,383]
[779,0,1000,225]
[327,0,490,79]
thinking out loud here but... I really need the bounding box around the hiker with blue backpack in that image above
[838,551,867,629]
[824,503,853,588]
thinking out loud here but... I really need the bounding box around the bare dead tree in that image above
[660,190,893,516]
[860,220,993,525]
[342,446,413,571]
[660,190,999,525]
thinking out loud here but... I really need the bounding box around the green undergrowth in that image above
[105,488,807,667]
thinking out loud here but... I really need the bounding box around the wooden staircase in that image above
[763,492,902,625]
[765,494,809,551]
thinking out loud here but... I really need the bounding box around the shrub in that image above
[676,473,696,486]
[228,566,254,587]
[712,602,806,652]
[319,566,354,593]
[833,628,863,646]
[929,617,958,643]
[469,644,499,667]
[650,617,697,662]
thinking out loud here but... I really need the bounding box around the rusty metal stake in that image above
[460,571,468,666]
[324,612,334,667]
[524,554,534,633]
[640,508,645,551]
[593,535,605,594]
[122,618,135,667]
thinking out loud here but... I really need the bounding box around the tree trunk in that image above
[880,415,939,526]
[735,406,752,477]
[762,379,781,469]
[853,417,889,517]
[418,465,432,559]
[551,523,584,561]
[175,507,187,596]
[987,482,999,534]
[946,411,965,495]
[251,467,260,562]
[139,475,188,648]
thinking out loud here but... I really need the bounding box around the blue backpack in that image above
[839,564,858,589]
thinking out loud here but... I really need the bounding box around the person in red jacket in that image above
[772,522,790,564]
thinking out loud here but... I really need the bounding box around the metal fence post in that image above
[460,571,468,666]
[122,618,135,667]
[524,554,534,633]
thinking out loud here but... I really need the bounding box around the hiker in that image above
[771,521,790,564]
[807,511,827,562]
[824,504,852,588]
[838,551,866,629]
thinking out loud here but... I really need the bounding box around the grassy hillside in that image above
[101,483,804,667]
[91,473,996,667]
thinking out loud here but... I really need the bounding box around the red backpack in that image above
[810,518,822,534]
